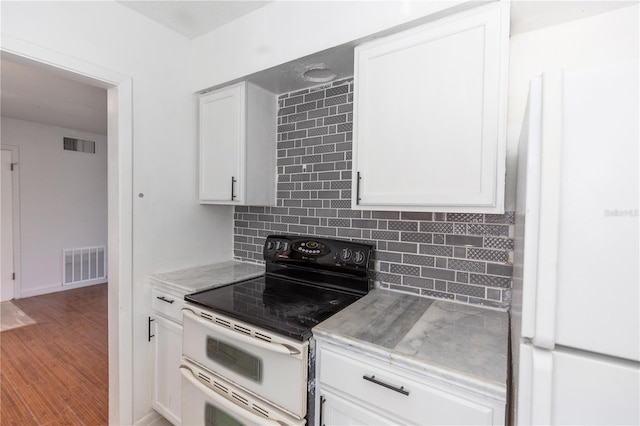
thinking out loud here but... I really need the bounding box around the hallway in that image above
[0,284,108,425]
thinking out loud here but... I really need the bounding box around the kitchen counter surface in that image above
[313,289,509,401]
[149,260,265,294]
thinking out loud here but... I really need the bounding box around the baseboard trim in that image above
[135,410,172,426]
[19,280,107,299]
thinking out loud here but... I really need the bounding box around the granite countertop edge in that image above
[313,326,506,401]
[149,260,265,294]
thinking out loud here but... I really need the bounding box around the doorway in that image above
[0,40,134,424]
[1,148,16,301]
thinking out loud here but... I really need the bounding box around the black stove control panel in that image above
[263,235,372,274]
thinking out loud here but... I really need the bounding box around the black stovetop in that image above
[184,235,373,341]
[185,275,362,341]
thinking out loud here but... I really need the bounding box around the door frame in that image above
[1,35,134,424]
[0,145,21,300]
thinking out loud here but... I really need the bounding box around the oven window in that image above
[206,337,262,382]
[205,402,245,426]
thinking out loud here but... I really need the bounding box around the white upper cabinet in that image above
[352,2,509,213]
[199,81,276,205]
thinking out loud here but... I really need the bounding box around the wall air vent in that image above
[63,137,96,154]
[63,246,106,285]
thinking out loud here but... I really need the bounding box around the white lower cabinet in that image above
[151,286,185,425]
[316,341,505,425]
[321,389,398,426]
[153,316,182,425]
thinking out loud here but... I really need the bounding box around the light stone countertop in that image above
[313,289,509,401]
[149,260,265,294]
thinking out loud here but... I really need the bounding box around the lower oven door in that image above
[181,360,306,426]
[182,305,309,418]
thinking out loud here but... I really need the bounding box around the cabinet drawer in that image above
[319,347,496,425]
[151,288,184,323]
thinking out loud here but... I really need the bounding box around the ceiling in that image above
[117,0,636,40]
[510,0,635,35]
[1,1,635,135]
[116,0,272,40]
[1,53,108,135]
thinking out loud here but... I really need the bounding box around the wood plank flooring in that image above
[1,284,108,425]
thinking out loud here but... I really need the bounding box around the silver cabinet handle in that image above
[156,296,174,304]
[362,374,409,396]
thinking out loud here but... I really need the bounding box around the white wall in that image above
[1,1,234,423]
[1,0,235,279]
[505,3,639,210]
[1,118,108,297]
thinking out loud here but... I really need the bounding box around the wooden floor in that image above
[0,284,108,425]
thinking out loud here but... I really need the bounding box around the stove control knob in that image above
[275,241,282,251]
[266,241,274,251]
[340,248,352,262]
[353,251,366,265]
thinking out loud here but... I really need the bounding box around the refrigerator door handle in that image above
[532,71,564,350]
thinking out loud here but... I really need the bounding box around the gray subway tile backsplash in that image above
[486,263,514,278]
[419,244,453,257]
[401,212,434,221]
[420,266,456,282]
[233,78,514,309]
[448,259,486,273]
[469,273,512,289]
[445,234,484,247]
[420,222,455,234]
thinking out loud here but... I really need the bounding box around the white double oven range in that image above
[180,235,373,425]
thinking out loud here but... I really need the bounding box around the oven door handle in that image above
[182,308,301,356]
[180,365,283,426]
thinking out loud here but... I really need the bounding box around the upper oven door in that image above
[181,360,306,426]
[182,305,309,419]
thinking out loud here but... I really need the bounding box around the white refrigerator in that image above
[511,60,639,425]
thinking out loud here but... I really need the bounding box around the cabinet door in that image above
[321,390,398,426]
[153,316,183,425]
[199,82,245,203]
[353,2,508,213]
